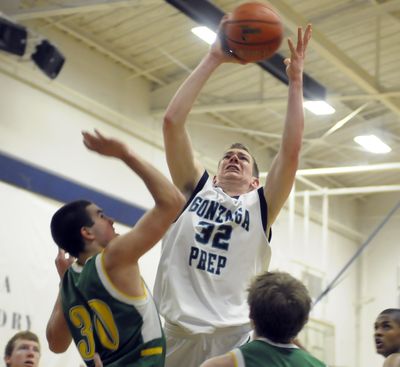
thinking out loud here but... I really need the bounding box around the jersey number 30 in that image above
[69,299,119,360]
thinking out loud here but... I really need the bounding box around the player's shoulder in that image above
[296,348,326,367]
[384,353,400,367]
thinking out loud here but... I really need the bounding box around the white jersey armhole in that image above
[230,349,245,367]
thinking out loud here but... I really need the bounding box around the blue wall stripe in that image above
[0,151,145,226]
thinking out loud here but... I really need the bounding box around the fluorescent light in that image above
[304,101,335,115]
[354,134,391,154]
[191,26,217,45]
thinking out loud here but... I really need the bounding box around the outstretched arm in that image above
[163,18,242,197]
[264,24,312,228]
[82,130,185,266]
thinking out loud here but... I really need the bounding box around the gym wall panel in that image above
[357,195,400,367]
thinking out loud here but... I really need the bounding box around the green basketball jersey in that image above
[61,252,165,367]
[231,338,326,367]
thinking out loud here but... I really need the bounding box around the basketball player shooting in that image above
[153,15,312,367]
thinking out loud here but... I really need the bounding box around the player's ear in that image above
[81,226,95,240]
[4,356,10,366]
[250,177,259,189]
[212,175,218,185]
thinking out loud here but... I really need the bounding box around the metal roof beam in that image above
[151,91,400,116]
[297,162,400,177]
[5,0,148,21]
[295,185,400,197]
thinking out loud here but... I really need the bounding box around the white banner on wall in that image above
[0,181,83,366]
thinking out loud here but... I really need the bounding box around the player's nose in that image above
[229,154,239,162]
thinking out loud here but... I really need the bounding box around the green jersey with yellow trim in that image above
[61,253,165,367]
[231,338,326,367]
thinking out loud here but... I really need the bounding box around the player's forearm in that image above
[280,78,304,161]
[164,53,221,127]
[46,293,72,353]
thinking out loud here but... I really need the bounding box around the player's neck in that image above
[216,179,253,197]
[78,244,102,265]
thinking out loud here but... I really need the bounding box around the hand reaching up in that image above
[82,130,129,160]
[209,15,247,65]
[284,24,312,82]
[55,248,74,279]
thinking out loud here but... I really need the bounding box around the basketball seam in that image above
[222,36,282,46]
[224,20,281,25]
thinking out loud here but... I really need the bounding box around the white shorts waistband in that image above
[164,320,252,338]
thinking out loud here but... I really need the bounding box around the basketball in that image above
[222,2,283,62]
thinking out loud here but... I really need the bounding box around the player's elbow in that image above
[46,325,71,353]
[163,114,176,131]
[166,189,186,215]
[47,338,69,354]
[163,110,186,133]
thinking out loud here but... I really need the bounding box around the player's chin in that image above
[375,344,386,356]
[224,170,241,176]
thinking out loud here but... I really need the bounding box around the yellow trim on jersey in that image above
[140,347,163,357]
[230,351,238,367]
[100,251,147,300]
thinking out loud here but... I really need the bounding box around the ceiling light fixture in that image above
[304,100,335,115]
[354,134,391,154]
[191,26,216,45]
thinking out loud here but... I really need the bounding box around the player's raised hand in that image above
[82,129,129,160]
[284,24,312,81]
[209,15,247,65]
[55,248,74,279]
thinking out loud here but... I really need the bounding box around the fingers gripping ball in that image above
[222,2,283,62]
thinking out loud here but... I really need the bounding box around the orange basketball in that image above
[222,2,283,62]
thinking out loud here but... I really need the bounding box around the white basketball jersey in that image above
[154,172,271,333]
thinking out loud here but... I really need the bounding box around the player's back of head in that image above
[50,200,93,257]
[248,271,311,343]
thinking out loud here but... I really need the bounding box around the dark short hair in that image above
[379,309,400,325]
[50,200,93,258]
[4,331,40,366]
[222,143,260,178]
[248,271,311,343]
